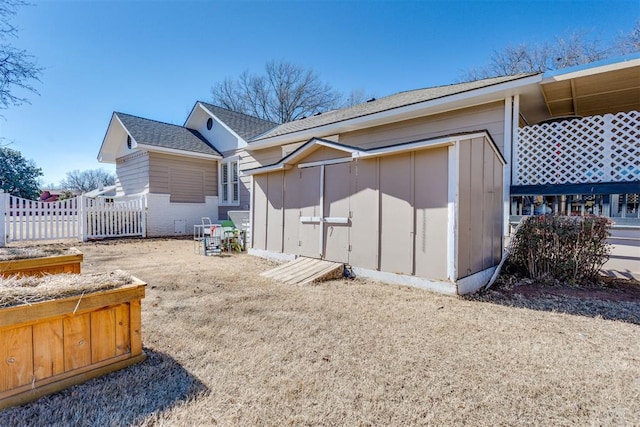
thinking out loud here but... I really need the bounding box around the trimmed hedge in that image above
[508,215,612,285]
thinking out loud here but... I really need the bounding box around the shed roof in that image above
[115,112,222,157]
[244,130,504,176]
[197,102,278,141]
[251,74,536,142]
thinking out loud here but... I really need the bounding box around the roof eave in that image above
[98,113,130,164]
[137,144,222,160]
[247,74,543,151]
[541,54,640,84]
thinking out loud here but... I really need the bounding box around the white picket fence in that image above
[0,190,146,245]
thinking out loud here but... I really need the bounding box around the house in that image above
[245,54,639,293]
[98,54,639,293]
[98,104,277,236]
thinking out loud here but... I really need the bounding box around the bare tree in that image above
[459,29,613,81]
[616,19,640,54]
[0,0,41,110]
[341,88,376,108]
[60,168,115,194]
[212,60,342,123]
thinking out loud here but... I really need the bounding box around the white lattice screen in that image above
[514,111,639,185]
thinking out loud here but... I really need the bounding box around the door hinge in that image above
[349,211,353,219]
[298,240,302,247]
[348,244,352,252]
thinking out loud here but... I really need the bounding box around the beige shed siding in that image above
[349,158,379,270]
[252,175,268,250]
[298,146,352,164]
[115,151,150,196]
[266,172,284,253]
[323,162,351,263]
[457,136,503,279]
[282,168,301,254]
[413,147,449,280]
[379,153,413,275]
[148,152,217,203]
[340,101,506,154]
[298,166,322,258]
[250,133,503,289]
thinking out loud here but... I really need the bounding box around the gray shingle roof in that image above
[197,102,278,141]
[252,74,536,141]
[115,112,222,157]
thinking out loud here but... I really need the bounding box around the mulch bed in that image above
[465,274,640,325]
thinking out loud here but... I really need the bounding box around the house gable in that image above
[183,102,278,153]
[98,112,222,165]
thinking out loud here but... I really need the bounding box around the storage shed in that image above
[246,131,505,295]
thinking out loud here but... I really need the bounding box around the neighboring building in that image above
[98,54,639,292]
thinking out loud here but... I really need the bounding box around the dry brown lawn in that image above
[1,238,639,426]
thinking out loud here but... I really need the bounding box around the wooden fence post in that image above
[0,190,6,247]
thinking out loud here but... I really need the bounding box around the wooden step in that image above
[261,257,343,285]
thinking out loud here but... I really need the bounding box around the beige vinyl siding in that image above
[340,101,506,154]
[115,151,150,196]
[148,152,217,203]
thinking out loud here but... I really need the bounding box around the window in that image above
[220,159,239,205]
[206,118,213,130]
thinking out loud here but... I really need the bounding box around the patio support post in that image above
[503,95,518,239]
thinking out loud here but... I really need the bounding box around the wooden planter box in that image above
[0,277,146,409]
[0,248,83,278]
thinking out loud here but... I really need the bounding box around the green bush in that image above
[508,215,612,285]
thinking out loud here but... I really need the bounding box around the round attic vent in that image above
[207,118,213,130]
[126,135,132,149]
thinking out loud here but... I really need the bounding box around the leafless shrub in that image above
[508,215,612,284]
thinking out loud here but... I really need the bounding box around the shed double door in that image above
[298,162,351,263]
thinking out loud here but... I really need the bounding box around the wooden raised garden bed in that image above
[0,273,146,409]
[0,247,83,278]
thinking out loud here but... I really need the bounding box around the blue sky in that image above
[0,0,638,186]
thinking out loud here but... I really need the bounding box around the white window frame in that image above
[219,157,240,206]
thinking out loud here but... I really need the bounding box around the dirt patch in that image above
[1,238,638,425]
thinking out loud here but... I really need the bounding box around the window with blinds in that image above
[220,159,239,205]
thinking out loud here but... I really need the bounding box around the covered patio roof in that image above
[540,54,640,117]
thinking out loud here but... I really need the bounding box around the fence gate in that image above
[0,191,146,245]
[83,196,146,240]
